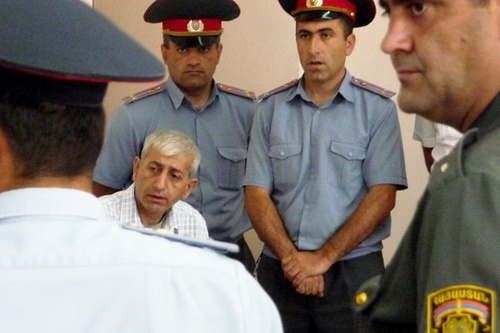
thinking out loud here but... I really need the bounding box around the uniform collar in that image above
[428,94,500,189]
[287,70,354,106]
[165,77,219,111]
[469,94,500,138]
[0,188,105,221]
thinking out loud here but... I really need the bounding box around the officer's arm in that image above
[282,184,396,285]
[244,185,297,261]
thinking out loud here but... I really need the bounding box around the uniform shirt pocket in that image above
[217,147,248,190]
[328,141,366,188]
[268,144,302,190]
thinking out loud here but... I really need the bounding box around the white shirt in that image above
[0,188,283,332]
[99,183,209,238]
[413,115,463,164]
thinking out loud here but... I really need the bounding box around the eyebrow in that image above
[297,27,335,34]
[379,0,411,7]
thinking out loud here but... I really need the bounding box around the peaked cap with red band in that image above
[0,0,165,107]
[278,0,376,27]
[144,0,240,38]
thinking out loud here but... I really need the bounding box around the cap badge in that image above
[307,0,323,8]
[187,20,204,33]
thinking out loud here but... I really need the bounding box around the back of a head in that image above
[0,0,164,181]
[0,2,284,332]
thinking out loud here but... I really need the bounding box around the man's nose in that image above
[381,14,414,55]
[185,48,202,65]
[308,34,322,55]
[153,173,168,190]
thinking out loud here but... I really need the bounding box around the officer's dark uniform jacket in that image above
[355,94,500,333]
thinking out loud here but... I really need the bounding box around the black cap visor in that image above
[168,35,220,48]
[0,67,107,108]
[295,10,344,22]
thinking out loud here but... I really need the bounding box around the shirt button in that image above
[441,163,449,173]
[348,152,353,157]
[355,292,368,305]
[279,151,285,157]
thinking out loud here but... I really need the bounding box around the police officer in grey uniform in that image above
[244,0,407,331]
[93,0,257,272]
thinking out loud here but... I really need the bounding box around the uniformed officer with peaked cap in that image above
[278,0,375,27]
[244,0,406,331]
[93,0,259,273]
[0,0,283,331]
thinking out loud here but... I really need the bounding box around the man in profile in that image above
[355,0,499,331]
[0,0,282,331]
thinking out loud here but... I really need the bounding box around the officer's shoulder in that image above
[258,79,299,100]
[122,84,164,104]
[217,83,257,100]
[351,77,395,99]
[121,223,239,254]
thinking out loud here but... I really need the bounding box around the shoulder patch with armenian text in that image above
[427,285,496,333]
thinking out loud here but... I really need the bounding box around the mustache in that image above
[185,64,202,70]
[307,56,323,63]
[390,53,424,72]
[148,192,166,199]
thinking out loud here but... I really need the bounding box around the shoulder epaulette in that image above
[121,223,239,254]
[217,83,256,100]
[351,77,396,98]
[258,79,299,100]
[122,84,164,104]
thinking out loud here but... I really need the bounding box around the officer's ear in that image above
[161,43,169,65]
[0,128,16,192]
[346,33,356,56]
[215,43,223,63]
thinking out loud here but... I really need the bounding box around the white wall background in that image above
[94,0,429,263]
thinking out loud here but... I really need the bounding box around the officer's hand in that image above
[294,275,324,298]
[282,251,331,286]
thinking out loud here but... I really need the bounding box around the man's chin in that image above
[180,80,210,92]
[396,85,430,115]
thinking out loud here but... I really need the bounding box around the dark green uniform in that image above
[355,95,500,333]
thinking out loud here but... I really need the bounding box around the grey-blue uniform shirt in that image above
[244,71,407,260]
[93,77,257,242]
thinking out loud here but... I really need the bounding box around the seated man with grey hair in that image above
[99,130,208,238]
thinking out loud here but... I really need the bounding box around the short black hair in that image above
[0,91,105,179]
